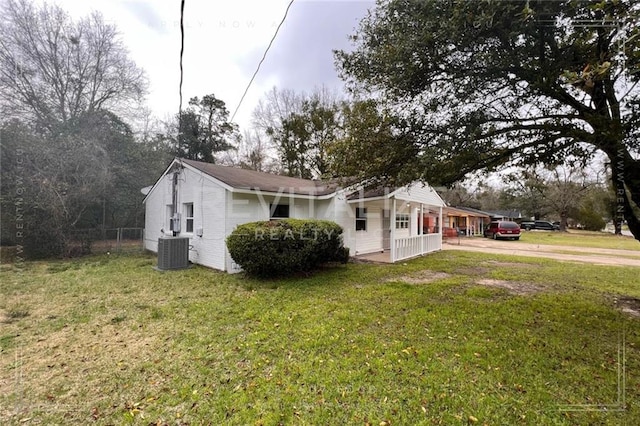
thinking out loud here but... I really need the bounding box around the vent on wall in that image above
[157,237,189,270]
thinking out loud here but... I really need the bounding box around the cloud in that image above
[238,0,373,94]
[122,1,170,35]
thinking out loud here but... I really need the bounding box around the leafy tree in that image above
[336,0,640,241]
[330,99,420,184]
[271,113,313,178]
[271,97,342,178]
[474,184,509,214]
[577,185,609,231]
[1,118,108,257]
[504,169,555,220]
[175,94,239,163]
[0,0,169,258]
[252,86,343,178]
[0,0,147,131]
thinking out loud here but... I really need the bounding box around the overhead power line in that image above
[231,0,295,122]
[179,0,186,117]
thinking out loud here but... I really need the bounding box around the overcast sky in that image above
[41,0,374,131]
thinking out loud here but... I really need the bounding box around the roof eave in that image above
[230,187,338,200]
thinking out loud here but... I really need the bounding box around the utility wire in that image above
[231,0,295,122]
[179,0,186,117]
[177,0,186,156]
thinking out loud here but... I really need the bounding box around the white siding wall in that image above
[143,166,227,271]
[394,183,445,207]
[332,193,354,254]
[187,172,227,271]
[143,175,172,254]
[339,199,386,255]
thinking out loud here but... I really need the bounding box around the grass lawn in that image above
[1,251,639,425]
[518,229,640,251]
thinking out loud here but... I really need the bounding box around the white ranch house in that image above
[143,158,445,272]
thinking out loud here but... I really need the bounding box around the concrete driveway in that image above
[443,237,640,267]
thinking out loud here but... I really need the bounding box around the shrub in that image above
[226,219,349,277]
[577,207,606,231]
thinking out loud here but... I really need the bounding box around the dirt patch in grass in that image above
[455,266,489,276]
[390,270,451,284]
[475,278,544,296]
[615,297,640,317]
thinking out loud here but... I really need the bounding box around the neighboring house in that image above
[486,210,522,221]
[143,158,445,272]
[444,206,491,236]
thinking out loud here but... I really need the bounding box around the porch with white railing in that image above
[392,233,442,262]
[350,187,444,264]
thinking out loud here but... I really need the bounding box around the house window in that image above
[396,213,410,229]
[355,207,367,231]
[270,203,289,219]
[184,203,194,233]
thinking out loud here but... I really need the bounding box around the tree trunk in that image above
[613,215,622,235]
[559,211,568,232]
[609,148,640,241]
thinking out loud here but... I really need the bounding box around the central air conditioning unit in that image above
[157,236,189,270]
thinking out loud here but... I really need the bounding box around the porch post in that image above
[420,204,424,254]
[438,205,443,247]
[391,198,396,262]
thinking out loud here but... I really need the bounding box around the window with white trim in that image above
[355,207,367,231]
[396,213,410,229]
[184,203,194,233]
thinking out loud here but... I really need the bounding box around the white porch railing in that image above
[393,234,442,262]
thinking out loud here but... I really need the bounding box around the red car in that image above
[483,221,521,240]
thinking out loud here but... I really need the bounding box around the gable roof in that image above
[180,158,341,196]
[145,158,444,207]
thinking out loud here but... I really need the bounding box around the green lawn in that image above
[1,252,639,425]
[518,229,640,250]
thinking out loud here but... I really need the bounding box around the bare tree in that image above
[543,167,590,232]
[219,129,275,172]
[0,0,147,130]
[251,85,344,178]
[505,166,591,230]
[251,87,304,137]
[0,0,159,258]
[440,183,480,208]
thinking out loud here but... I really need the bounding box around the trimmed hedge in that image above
[226,219,350,277]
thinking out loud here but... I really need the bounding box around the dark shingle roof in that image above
[180,158,340,196]
[451,206,492,217]
[345,186,398,200]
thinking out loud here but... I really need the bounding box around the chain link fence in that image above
[68,228,144,255]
